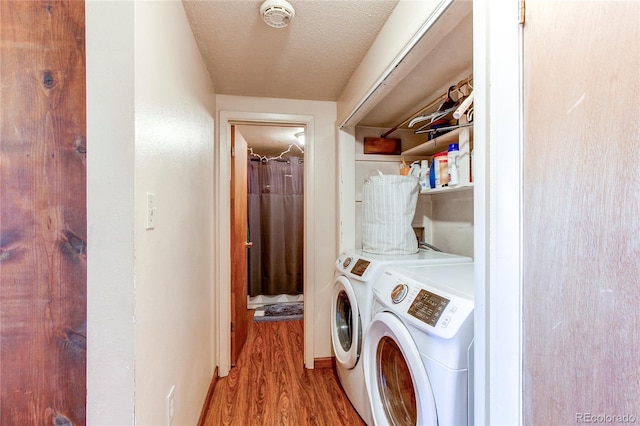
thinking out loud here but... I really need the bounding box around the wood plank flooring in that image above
[202,319,366,425]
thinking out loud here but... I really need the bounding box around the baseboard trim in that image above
[314,356,335,369]
[197,367,219,426]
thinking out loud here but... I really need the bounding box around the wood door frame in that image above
[216,111,315,376]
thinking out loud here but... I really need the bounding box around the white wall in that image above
[133,2,216,425]
[86,1,136,424]
[215,95,337,365]
[427,191,474,257]
[87,1,217,425]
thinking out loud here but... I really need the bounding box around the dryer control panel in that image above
[372,266,474,340]
[407,289,450,327]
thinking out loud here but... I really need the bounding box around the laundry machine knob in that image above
[391,284,409,304]
[342,257,352,268]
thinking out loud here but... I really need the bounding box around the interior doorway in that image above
[217,111,316,376]
[237,124,305,311]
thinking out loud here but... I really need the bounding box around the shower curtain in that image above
[248,157,304,297]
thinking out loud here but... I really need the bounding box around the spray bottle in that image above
[419,160,430,191]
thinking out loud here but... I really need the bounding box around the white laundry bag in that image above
[361,171,420,254]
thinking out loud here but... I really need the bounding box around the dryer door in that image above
[331,276,362,369]
[363,311,438,426]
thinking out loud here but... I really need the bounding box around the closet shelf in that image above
[419,183,474,195]
[403,127,474,157]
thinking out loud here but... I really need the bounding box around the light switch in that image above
[146,192,156,230]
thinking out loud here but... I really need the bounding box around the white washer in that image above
[363,263,474,426]
[331,250,472,425]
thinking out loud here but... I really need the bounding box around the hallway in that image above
[201,319,365,425]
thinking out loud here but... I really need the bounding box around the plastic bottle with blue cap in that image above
[448,143,460,187]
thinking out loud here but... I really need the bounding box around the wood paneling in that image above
[523,2,640,424]
[0,1,86,424]
[202,320,366,425]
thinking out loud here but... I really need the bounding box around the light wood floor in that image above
[201,319,366,425]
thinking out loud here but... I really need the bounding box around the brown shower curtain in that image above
[248,157,304,297]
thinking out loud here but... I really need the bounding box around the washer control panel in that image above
[350,259,371,277]
[335,253,377,281]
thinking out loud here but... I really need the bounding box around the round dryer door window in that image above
[364,311,438,426]
[377,336,417,425]
[331,276,361,369]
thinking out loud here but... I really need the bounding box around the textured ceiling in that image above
[182,0,399,101]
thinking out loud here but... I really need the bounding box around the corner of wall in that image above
[86,1,136,424]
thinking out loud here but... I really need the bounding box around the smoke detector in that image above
[260,0,295,28]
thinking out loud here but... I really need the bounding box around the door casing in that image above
[216,111,315,376]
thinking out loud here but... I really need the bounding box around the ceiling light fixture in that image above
[260,0,295,29]
[295,131,305,145]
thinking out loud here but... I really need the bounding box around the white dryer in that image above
[331,250,472,425]
[363,263,474,426]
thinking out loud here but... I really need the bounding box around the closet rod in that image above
[414,122,473,135]
[380,75,472,138]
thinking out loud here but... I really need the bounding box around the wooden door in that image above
[230,126,250,366]
[0,1,87,424]
[522,2,640,423]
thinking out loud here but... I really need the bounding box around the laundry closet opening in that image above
[236,124,305,313]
